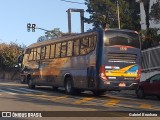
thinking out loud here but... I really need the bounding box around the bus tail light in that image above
[99,65,108,80]
[135,66,141,80]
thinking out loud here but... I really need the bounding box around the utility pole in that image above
[117,0,121,29]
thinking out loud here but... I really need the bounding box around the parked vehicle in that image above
[136,74,160,99]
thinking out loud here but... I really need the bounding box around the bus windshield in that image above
[104,31,140,48]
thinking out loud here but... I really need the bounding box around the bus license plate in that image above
[119,83,126,87]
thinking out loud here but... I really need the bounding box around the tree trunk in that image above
[143,0,150,29]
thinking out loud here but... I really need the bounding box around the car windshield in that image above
[104,30,140,48]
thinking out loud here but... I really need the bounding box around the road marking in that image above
[0,82,25,86]
[105,99,120,106]
[53,95,69,100]
[0,89,17,95]
[7,88,30,94]
[74,97,94,104]
[25,93,51,97]
[139,104,152,109]
[19,88,47,93]
[24,93,69,103]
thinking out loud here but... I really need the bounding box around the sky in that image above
[0,0,91,46]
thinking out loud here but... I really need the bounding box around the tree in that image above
[141,28,160,49]
[125,0,141,31]
[45,28,63,39]
[37,28,63,42]
[150,0,160,23]
[85,0,117,28]
[85,0,140,30]
[0,43,22,67]
[37,28,77,43]
[142,0,150,29]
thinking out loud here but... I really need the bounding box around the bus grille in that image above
[108,53,137,63]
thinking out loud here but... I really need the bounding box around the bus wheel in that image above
[157,96,160,100]
[136,88,145,99]
[65,77,74,95]
[93,90,106,96]
[28,78,35,89]
[20,76,26,84]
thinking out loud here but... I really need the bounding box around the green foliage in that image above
[125,0,141,31]
[150,0,160,23]
[85,0,140,31]
[37,28,64,42]
[37,28,77,43]
[0,43,22,67]
[140,28,160,49]
[85,0,117,28]
[45,28,63,39]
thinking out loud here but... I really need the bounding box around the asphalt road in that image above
[0,81,160,120]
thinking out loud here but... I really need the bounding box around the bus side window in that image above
[33,48,37,60]
[37,47,41,60]
[89,35,97,51]
[67,41,73,57]
[55,43,61,58]
[61,42,67,57]
[45,45,50,59]
[80,37,89,55]
[73,39,80,56]
[50,44,55,58]
[25,49,31,54]
[28,49,34,60]
[41,46,46,59]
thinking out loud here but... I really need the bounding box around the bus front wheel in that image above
[28,78,35,89]
[65,77,74,95]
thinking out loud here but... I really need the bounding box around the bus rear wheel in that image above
[65,77,74,95]
[136,88,145,99]
[28,78,35,89]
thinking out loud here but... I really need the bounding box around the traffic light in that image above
[27,23,36,32]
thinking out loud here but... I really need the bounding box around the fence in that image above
[142,46,160,72]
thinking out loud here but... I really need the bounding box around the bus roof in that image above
[27,28,138,49]
[27,30,97,49]
[105,28,138,33]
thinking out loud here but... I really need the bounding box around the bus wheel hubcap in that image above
[66,81,71,92]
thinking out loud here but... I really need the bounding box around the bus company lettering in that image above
[129,113,157,117]
[12,112,42,118]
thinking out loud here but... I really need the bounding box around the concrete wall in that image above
[0,67,20,81]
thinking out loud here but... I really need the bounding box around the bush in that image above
[0,43,22,68]
[140,28,160,50]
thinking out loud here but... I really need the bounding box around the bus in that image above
[19,28,141,95]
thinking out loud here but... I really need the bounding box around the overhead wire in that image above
[60,0,85,4]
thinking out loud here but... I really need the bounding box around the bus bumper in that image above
[103,81,139,91]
